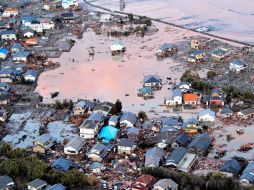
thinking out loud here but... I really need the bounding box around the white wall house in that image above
[229,59,247,72]
[198,109,215,122]
[64,136,85,155]
[2,8,18,17]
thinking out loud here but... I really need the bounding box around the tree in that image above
[128,13,134,23]
[0,142,11,156]
[138,111,147,120]
[115,99,122,113]
[181,69,200,83]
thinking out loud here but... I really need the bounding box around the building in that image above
[127,127,140,140]
[211,48,227,61]
[132,175,156,190]
[175,81,191,92]
[73,100,95,115]
[108,115,119,126]
[11,43,23,53]
[93,102,114,115]
[165,89,182,106]
[120,112,137,128]
[64,136,85,155]
[13,51,30,62]
[183,93,198,108]
[229,59,247,73]
[237,108,254,119]
[23,28,34,38]
[52,157,72,172]
[171,134,190,149]
[183,117,199,134]
[240,161,254,184]
[27,179,47,190]
[110,39,125,54]
[0,176,14,190]
[25,38,39,46]
[99,125,119,143]
[79,112,104,138]
[24,70,38,82]
[220,159,241,177]
[152,178,178,190]
[0,49,9,60]
[187,133,211,155]
[2,8,18,17]
[143,75,162,89]
[161,117,181,130]
[62,0,78,9]
[45,184,65,190]
[198,109,215,122]
[138,87,154,99]
[89,162,104,174]
[0,69,14,83]
[1,30,17,40]
[0,110,8,122]
[87,143,115,162]
[156,132,173,149]
[145,147,164,167]
[191,37,205,49]
[219,107,233,118]
[156,43,177,57]
[32,134,54,154]
[188,50,206,63]
[61,12,76,24]
[118,138,136,154]
[209,88,225,110]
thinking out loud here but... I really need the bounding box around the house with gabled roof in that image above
[152,178,178,190]
[132,175,156,190]
[32,133,54,154]
[143,75,162,90]
[52,157,72,172]
[11,43,23,53]
[145,147,164,167]
[218,107,233,118]
[240,161,254,184]
[156,43,177,57]
[237,108,254,119]
[13,50,30,62]
[24,70,38,82]
[62,0,78,9]
[27,179,47,190]
[23,28,34,38]
[171,134,190,149]
[229,59,247,73]
[187,133,211,155]
[0,48,9,60]
[209,88,225,110]
[211,48,227,61]
[220,159,241,177]
[198,109,215,123]
[64,136,85,155]
[120,112,137,128]
[2,8,18,17]
[138,87,154,99]
[45,184,65,190]
[73,100,95,115]
[165,88,182,106]
[118,138,136,154]
[0,175,14,190]
[183,93,198,109]
[1,30,17,40]
[156,132,173,149]
[87,143,115,162]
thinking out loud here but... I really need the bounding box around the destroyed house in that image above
[175,81,191,92]
[108,115,119,126]
[52,157,72,172]
[93,102,113,115]
[110,39,125,53]
[120,112,137,128]
[187,133,211,155]
[87,143,115,162]
[0,30,17,40]
[156,43,177,57]
[172,134,190,149]
[230,59,247,73]
[145,147,164,167]
[219,107,233,118]
[237,108,254,119]
[64,136,85,155]
[132,175,156,190]
[161,117,181,129]
[211,48,227,61]
[73,100,95,115]
[182,118,199,134]
[33,133,54,154]
[0,48,9,60]
[0,69,15,83]
[240,161,254,184]
[220,159,241,177]
[209,88,225,110]
[61,12,75,23]
[156,132,173,149]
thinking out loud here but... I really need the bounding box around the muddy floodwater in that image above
[36,24,190,113]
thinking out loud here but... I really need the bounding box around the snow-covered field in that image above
[87,0,254,44]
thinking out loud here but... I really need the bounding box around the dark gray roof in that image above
[153,179,178,190]
[87,112,104,122]
[143,75,161,84]
[127,127,140,136]
[0,175,13,187]
[118,138,136,147]
[167,147,187,165]
[173,134,190,146]
[162,117,180,127]
[64,136,85,151]
[27,179,47,188]
[187,133,211,151]
[220,107,233,115]
[109,115,119,123]
[45,184,65,190]
[239,108,254,116]
[120,112,137,125]
[220,159,241,175]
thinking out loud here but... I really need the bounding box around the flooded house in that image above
[89,162,104,174]
[165,88,182,106]
[182,118,199,134]
[110,39,126,55]
[108,115,119,126]
[138,87,154,99]
[218,107,233,118]
[198,109,215,123]
[143,75,162,90]
[187,133,211,155]
[191,37,206,49]
[61,12,76,24]
[220,159,241,177]
[229,59,247,73]
[73,100,95,115]
[240,161,254,184]
[118,138,136,154]
[211,48,227,61]
[132,175,156,190]
[188,50,206,63]
[145,147,164,167]
[45,184,65,190]
[183,93,198,109]
[2,8,18,17]
[166,147,197,172]
[0,69,15,83]
[87,143,115,162]
[0,175,14,190]
[152,178,178,190]
[0,109,8,122]
[0,49,9,60]
[93,102,114,115]
[120,112,137,128]
[156,43,177,57]
[24,70,38,82]
[209,88,225,110]
[32,134,54,154]
[237,108,254,119]
[156,132,173,149]
[64,136,85,155]
[13,50,30,62]
[127,127,140,140]
[79,112,104,138]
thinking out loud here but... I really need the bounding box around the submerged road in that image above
[81,0,254,48]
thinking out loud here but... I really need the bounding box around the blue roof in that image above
[52,157,72,171]
[24,70,38,77]
[90,162,103,170]
[45,184,65,190]
[167,147,187,165]
[138,87,154,94]
[188,133,211,150]
[21,16,37,23]
[231,59,244,66]
[174,134,190,146]
[162,117,179,127]
[143,75,161,84]
[159,43,177,51]
[220,107,233,115]
[87,112,104,122]
[120,112,137,125]
[1,30,16,35]
[220,159,241,175]
[11,43,23,50]
[161,126,178,133]
[109,115,119,123]
[127,127,140,135]
[190,50,206,56]
[240,161,254,183]
[99,125,118,143]
[172,89,182,97]
[0,48,9,55]
[13,50,30,58]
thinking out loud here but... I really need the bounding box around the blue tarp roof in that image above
[0,48,9,55]
[52,157,72,172]
[99,125,119,143]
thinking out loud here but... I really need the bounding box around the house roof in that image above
[118,138,136,147]
[11,43,23,50]
[220,107,233,115]
[158,43,177,51]
[75,100,95,108]
[0,68,13,75]
[153,178,178,190]
[36,133,52,144]
[45,184,65,190]
[156,132,172,144]
[90,143,107,154]
[238,108,254,116]
[52,157,72,172]
[87,112,104,122]
[109,115,119,123]
[187,133,211,150]
[64,136,85,151]
[240,161,254,182]
[145,147,164,159]
[1,30,16,35]
[161,126,178,133]
[90,162,103,170]
[13,50,30,58]
[211,48,226,56]
[22,28,34,34]
[24,70,38,77]
[220,159,241,175]
[167,147,187,165]
[143,75,161,84]
[162,117,179,127]
[172,88,182,98]
[135,175,156,186]
[211,88,223,95]
[179,81,190,87]
[28,179,47,188]
[61,12,74,19]
[127,127,140,136]
[173,134,190,146]
[120,112,137,125]
[0,175,13,187]
[198,109,215,118]
[0,48,9,55]
[183,93,198,102]
[190,50,206,56]
[231,59,244,66]
[138,87,154,94]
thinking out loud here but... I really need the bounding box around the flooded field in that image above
[36,24,190,113]
[87,0,254,44]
